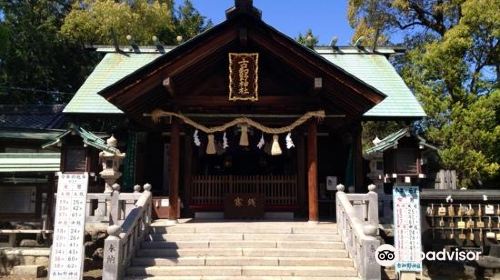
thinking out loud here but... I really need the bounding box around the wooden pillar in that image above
[296,133,306,217]
[183,134,193,217]
[307,120,319,222]
[169,119,180,220]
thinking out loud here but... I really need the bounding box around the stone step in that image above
[150,225,338,234]
[125,276,360,280]
[150,233,244,241]
[132,256,353,267]
[136,248,348,258]
[137,248,243,257]
[149,233,340,242]
[141,240,344,250]
[141,241,210,249]
[126,266,358,277]
[208,241,279,248]
[243,233,340,242]
[276,241,344,249]
[242,248,348,258]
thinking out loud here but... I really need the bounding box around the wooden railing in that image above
[336,184,380,280]
[191,175,297,207]
[102,184,152,280]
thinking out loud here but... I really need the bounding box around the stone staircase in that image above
[124,220,359,280]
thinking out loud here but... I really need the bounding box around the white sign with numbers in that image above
[49,172,88,280]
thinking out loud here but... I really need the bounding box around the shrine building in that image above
[61,0,425,221]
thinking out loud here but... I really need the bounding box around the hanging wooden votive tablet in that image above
[239,125,249,146]
[271,134,282,156]
[206,134,216,154]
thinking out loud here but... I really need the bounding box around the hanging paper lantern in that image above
[206,134,216,154]
[239,125,249,146]
[271,135,282,156]
[223,132,229,149]
[286,132,295,149]
[193,130,201,146]
[257,133,265,149]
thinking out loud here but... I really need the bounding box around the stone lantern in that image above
[99,135,126,193]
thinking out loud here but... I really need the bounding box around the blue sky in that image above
[183,0,356,46]
[0,1,403,45]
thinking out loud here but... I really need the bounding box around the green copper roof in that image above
[0,153,60,172]
[364,128,410,155]
[64,53,161,114]
[42,126,118,154]
[64,47,425,118]
[364,127,437,155]
[318,50,426,118]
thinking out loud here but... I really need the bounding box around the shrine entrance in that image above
[188,128,299,213]
[97,0,385,222]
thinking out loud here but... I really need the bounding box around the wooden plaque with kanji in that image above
[228,53,259,101]
[224,193,264,219]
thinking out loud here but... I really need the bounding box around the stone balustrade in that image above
[102,183,152,280]
[336,184,381,280]
[84,184,145,224]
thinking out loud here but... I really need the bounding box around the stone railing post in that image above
[360,224,380,280]
[102,225,123,280]
[133,184,142,193]
[143,183,152,226]
[336,183,381,280]
[336,184,346,235]
[367,184,379,227]
[110,183,121,225]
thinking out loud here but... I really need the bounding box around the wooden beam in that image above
[239,27,248,47]
[171,96,319,107]
[307,120,319,222]
[162,77,175,97]
[248,28,383,113]
[169,119,180,220]
[105,28,238,102]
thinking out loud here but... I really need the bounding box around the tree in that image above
[0,23,8,56]
[0,0,96,104]
[349,0,500,187]
[0,0,210,104]
[60,0,211,45]
[296,29,319,48]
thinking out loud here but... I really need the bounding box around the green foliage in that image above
[350,0,500,187]
[60,0,211,45]
[0,0,97,104]
[436,90,500,187]
[0,23,8,56]
[296,29,319,48]
[0,0,210,104]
